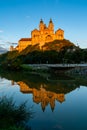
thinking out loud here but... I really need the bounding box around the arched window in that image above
[45,35,53,42]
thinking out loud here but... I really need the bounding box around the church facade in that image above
[10,19,64,52]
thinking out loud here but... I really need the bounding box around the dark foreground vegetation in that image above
[0,39,87,71]
[0,96,33,130]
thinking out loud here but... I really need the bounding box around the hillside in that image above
[0,47,7,54]
[0,39,78,61]
[20,39,77,55]
[42,39,76,51]
[1,38,85,70]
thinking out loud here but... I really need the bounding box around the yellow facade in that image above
[10,19,64,52]
[17,38,31,52]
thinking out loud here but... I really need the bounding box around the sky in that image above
[0,0,87,50]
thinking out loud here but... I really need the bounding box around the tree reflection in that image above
[0,71,87,111]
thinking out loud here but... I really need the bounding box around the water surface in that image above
[0,72,87,130]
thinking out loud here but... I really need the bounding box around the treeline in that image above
[21,49,87,64]
[0,48,87,69]
[0,39,87,70]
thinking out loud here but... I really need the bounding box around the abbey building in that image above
[10,19,64,52]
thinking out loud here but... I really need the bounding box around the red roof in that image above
[19,38,32,41]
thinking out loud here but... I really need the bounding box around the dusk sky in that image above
[0,0,87,49]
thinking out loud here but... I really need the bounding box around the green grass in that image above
[21,64,33,71]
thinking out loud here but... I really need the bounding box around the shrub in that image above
[0,96,33,129]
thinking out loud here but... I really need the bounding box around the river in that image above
[0,71,87,130]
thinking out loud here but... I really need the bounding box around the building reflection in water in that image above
[12,81,65,112]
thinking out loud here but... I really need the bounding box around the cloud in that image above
[75,39,87,48]
[0,39,17,46]
[5,41,17,45]
[0,36,17,50]
[0,39,3,43]
[0,43,4,46]
[5,41,12,44]
[0,39,8,44]
[11,43,17,45]
[76,40,87,44]
[0,37,3,40]
[0,30,3,33]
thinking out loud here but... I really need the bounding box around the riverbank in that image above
[21,64,87,76]
[1,62,87,87]
[66,66,87,75]
[1,63,87,78]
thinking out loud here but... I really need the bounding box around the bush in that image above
[1,126,24,130]
[0,96,33,129]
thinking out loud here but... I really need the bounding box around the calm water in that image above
[0,71,87,130]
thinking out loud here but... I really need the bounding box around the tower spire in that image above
[48,18,54,31]
[40,18,43,23]
[49,18,53,23]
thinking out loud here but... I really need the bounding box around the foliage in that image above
[7,51,19,60]
[0,52,8,63]
[21,64,33,71]
[0,96,33,130]
[1,58,22,71]
[1,126,24,130]
[0,39,87,68]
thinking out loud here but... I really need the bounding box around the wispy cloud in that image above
[0,30,3,33]
[0,40,12,50]
[5,41,17,45]
[0,39,3,43]
[11,43,17,45]
[0,39,17,48]
[0,39,2,45]
[76,40,87,44]
[5,41,12,44]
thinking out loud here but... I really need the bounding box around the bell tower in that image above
[48,18,54,31]
[39,19,44,31]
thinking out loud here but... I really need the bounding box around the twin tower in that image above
[39,18,54,31]
[31,19,64,45]
[10,19,64,52]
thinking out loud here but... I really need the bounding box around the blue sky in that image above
[0,0,87,49]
